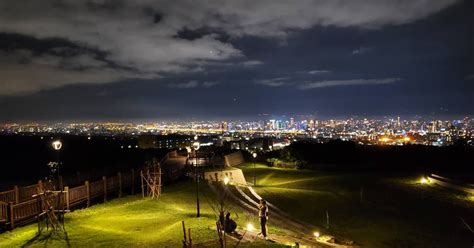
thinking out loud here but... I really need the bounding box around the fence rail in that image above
[0,189,16,203]
[18,185,39,203]
[10,199,41,227]
[68,185,88,207]
[0,202,7,223]
[0,168,138,230]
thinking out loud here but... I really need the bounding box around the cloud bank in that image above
[0,0,458,95]
[298,78,401,89]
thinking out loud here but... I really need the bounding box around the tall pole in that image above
[252,152,257,187]
[253,159,256,186]
[52,140,62,190]
[56,150,60,190]
[195,149,200,217]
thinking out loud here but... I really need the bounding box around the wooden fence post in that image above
[118,172,122,198]
[85,181,90,207]
[37,180,43,193]
[14,186,19,204]
[103,176,107,202]
[64,186,70,210]
[131,169,135,195]
[8,202,14,229]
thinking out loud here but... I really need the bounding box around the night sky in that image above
[0,0,472,122]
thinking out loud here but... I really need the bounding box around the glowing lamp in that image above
[192,141,200,150]
[252,152,257,159]
[52,140,62,151]
[246,223,254,231]
[420,177,429,184]
[313,232,320,238]
[223,177,230,185]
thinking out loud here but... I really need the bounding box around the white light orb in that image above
[52,140,62,151]
[246,223,254,231]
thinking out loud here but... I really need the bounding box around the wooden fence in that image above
[0,202,7,224]
[0,169,139,230]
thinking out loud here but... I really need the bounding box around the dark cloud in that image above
[0,0,460,95]
[298,78,401,90]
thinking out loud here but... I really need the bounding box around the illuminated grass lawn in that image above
[239,163,474,248]
[0,180,282,248]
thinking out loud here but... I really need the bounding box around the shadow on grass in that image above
[182,213,215,219]
[21,228,71,248]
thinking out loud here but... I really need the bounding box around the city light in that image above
[313,231,320,238]
[3,116,471,148]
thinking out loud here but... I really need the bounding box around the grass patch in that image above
[0,180,283,247]
[238,163,474,248]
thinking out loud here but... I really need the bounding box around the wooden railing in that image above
[0,189,16,203]
[107,175,119,192]
[10,199,42,228]
[67,184,88,207]
[0,202,7,223]
[18,185,39,203]
[89,180,105,199]
[0,168,139,230]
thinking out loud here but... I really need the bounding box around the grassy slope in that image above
[0,180,283,248]
[239,163,474,248]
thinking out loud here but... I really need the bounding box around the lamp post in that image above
[52,140,62,190]
[252,152,257,186]
[192,137,200,217]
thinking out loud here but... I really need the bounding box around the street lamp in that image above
[252,152,257,186]
[192,139,200,217]
[51,140,62,189]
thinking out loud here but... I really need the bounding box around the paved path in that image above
[209,182,357,247]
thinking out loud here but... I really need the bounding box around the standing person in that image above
[258,199,268,239]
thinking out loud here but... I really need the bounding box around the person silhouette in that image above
[258,199,268,239]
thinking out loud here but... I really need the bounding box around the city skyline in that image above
[0,0,473,121]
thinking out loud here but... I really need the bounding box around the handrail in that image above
[0,189,16,203]
[0,202,8,222]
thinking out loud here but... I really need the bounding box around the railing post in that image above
[64,186,70,210]
[14,186,19,204]
[118,172,122,198]
[131,169,135,195]
[8,202,14,229]
[103,176,107,202]
[85,181,90,207]
[37,180,43,193]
